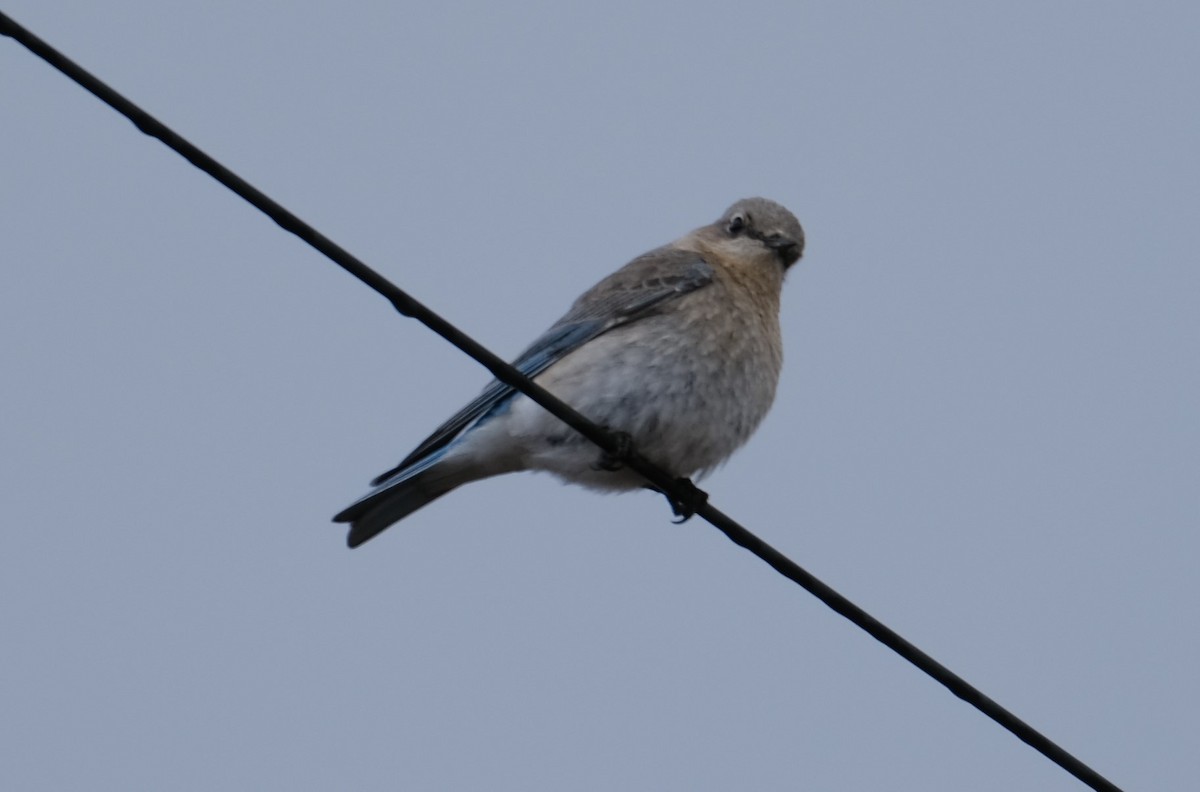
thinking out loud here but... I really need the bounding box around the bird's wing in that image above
[368,248,713,485]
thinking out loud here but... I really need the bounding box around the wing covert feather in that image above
[370,248,713,484]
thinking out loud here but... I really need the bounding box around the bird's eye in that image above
[728,213,748,235]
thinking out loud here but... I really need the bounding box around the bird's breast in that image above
[512,283,783,487]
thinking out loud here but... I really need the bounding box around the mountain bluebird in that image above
[335,197,804,547]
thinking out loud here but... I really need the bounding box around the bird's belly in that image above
[506,321,780,490]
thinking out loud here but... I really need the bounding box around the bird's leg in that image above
[593,429,635,471]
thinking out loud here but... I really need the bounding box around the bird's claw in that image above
[665,478,707,523]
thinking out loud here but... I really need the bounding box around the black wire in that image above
[1,11,1124,792]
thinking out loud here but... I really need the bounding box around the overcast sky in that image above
[2,3,1196,790]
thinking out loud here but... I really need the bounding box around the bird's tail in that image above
[333,455,464,548]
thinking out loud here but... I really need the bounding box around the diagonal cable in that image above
[0,11,1124,792]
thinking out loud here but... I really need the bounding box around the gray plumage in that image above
[335,198,804,547]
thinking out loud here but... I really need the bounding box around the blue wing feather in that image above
[368,249,713,486]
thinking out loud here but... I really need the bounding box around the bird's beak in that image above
[767,237,802,268]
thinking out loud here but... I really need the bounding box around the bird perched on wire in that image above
[335,197,804,547]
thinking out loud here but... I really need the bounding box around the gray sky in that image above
[2,3,1196,790]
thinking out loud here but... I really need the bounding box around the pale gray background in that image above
[2,3,1196,790]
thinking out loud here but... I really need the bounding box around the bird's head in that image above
[714,197,805,270]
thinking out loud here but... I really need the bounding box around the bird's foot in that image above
[593,430,635,471]
[644,478,708,523]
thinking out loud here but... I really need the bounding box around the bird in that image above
[334,197,804,547]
